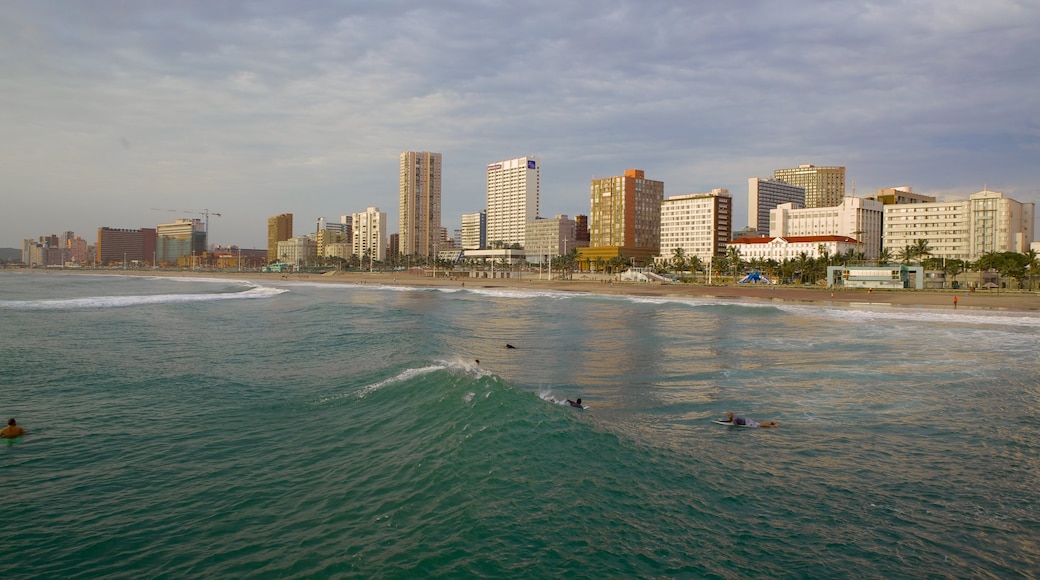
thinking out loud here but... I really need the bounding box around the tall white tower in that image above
[486,156,540,248]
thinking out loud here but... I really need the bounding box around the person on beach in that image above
[1,418,26,438]
[726,411,778,428]
[567,398,583,408]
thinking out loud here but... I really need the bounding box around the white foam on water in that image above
[0,285,287,310]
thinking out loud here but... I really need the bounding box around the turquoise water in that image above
[1,272,1038,578]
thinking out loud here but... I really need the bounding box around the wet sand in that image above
[15,268,1039,312]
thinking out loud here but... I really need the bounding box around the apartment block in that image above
[659,188,732,264]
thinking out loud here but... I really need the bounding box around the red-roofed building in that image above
[729,235,861,262]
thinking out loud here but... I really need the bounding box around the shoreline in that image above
[7,267,1040,312]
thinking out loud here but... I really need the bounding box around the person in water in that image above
[726,411,778,428]
[504,344,516,349]
[567,398,583,408]
[0,418,26,438]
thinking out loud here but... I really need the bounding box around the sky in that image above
[2,0,1038,250]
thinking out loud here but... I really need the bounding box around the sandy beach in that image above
[12,268,1040,312]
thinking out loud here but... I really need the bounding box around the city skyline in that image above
[3,1,1038,249]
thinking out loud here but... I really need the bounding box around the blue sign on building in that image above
[527,159,536,169]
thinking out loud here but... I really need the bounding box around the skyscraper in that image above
[773,164,845,208]
[267,213,293,263]
[486,156,540,248]
[399,151,442,259]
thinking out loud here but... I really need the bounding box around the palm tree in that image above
[1024,249,1039,291]
[671,247,687,275]
[877,248,893,266]
[912,239,933,262]
[726,246,742,283]
[897,245,914,265]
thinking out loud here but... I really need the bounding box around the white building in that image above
[486,156,540,248]
[352,207,388,262]
[729,235,861,262]
[748,178,805,233]
[659,188,732,263]
[461,211,486,250]
[525,215,577,265]
[770,196,883,259]
[883,189,1034,260]
[276,236,317,267]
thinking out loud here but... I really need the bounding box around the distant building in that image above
[96,227,157,266]
[574,215,590,246]
[156,218,206,266]
[267,213,293,263]
[486,156,540,247]
[583,169,663,268]
[525,215,577,265]
[276,237,317,268]
[352,206,388,262]
[748,177,805,233]
[461,211,486,250]
[883,189,1035,260]
[399,151,442,259]
[659,188,732,264]
[314,217,350,258]
[729,235,861,262]
[773,164,845,208]
[770,196,883,259]
[867,186,935,205]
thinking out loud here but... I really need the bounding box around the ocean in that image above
[1,272,1038,578]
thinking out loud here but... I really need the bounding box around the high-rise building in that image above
[461,211,486,250]
[157,219,206,266]
[659,188,732,264]
[773,164,845,208]
[486,156,540,247]
[883,189,1034,260]
[399,151,442,259]
[525,215,577,265]
[769,196,884,259]
[748,177,806,232]
[589,169,663,250]
[96,227,157,266]
[353,207,388,262]
[267,213,293,263]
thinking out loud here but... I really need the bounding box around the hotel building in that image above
[773,164,845,208]
[399,151,442,259]
[267,213,293,263]
[96,227,157,266]
[486,156,540,248]
[659,188,732,264]
[770,196,884,259]
[883,189,1034,260]
[729,235,862,262]
[748,177,805,233]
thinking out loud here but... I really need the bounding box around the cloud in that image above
[1,0,1037,247]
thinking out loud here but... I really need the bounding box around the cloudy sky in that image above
[2,0,1038,249]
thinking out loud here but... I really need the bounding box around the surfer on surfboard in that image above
[566,398,583,408]
[720,411,778,428]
